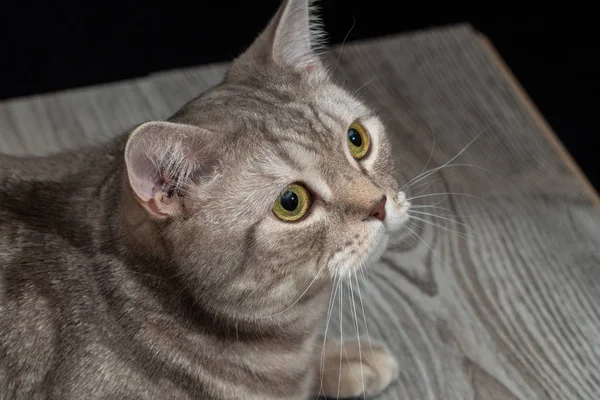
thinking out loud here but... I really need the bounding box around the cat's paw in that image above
[315,338,398,399]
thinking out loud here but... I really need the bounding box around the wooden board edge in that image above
[476,33,600,208]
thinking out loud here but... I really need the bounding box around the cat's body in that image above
[0,1,409,399]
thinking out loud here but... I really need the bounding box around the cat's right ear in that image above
[227,0,326,79]
[124,121,215,218]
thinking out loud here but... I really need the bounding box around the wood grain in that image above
[1,23,599,399]
[477,34,600,207]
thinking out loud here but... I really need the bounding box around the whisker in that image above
[411,194,453,208]
[319,275,341,398]
[256,261,328,319]
[409,204,458,213]
[409,214,474,240]
[407,183,446,203]
[404,224,435,253]
[400,122,495,191]
[405,163,494,200]
[352,76,380,96]
[408,210,476,233]
[410,204,491,219]
[405,175,448,193]
[418,119,436,179]
[407,192,485,202]
[358,265,387,350]
[410,215,479,240]
[338,279,360,386]
[354,272,376,362]
[358,267,378,313]
[333,16,356,75]
[357,268,372,306]
[348,275,365,392]
[391,223,423,250]
[406,177,444,200]
[403,162,494,194]
[337,275,344,399]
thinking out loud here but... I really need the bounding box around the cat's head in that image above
[123,0,410,318]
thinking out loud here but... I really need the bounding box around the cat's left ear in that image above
[228,0,326,76]
[123,121,217,218]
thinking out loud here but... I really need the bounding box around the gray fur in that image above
[0,1,410,398]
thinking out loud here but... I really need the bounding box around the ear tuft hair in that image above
[124,121,216,217]
[271,0,327,69]
[143,133,197,196]
[227,0,328,78]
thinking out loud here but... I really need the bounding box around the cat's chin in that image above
[328,222,388,278]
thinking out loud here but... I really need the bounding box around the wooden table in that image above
[1,24,599,399]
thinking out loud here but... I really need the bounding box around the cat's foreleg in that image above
[310,336,399,398]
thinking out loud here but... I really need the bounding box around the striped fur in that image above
[0,1,408,398]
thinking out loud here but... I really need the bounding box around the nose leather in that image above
[370,195,387,221]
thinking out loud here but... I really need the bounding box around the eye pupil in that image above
[273,183,310,222]
[280,191,299,211]
[348,128,362,147]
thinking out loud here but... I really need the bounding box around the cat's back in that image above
[0,138,125,273]
[0,145,116,249]
[0,145,115,291]
[0,137,124,182]
[0,150,92,259]
[0,144,124,398]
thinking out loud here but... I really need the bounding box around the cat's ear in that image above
[124,121,215,218]
[228,0,326,76]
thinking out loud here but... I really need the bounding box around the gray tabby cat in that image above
[0,0,411,398]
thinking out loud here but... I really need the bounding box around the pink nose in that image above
[370,196,387,221]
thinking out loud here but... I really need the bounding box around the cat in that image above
[0,0,411,398]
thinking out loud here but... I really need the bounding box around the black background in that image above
[2,1,598,191]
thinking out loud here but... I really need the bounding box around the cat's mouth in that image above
[329,225,389,278]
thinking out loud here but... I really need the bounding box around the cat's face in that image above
[123,0,409,318]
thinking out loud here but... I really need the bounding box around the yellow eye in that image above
[272,183,311,222]
[347,121,370,159]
